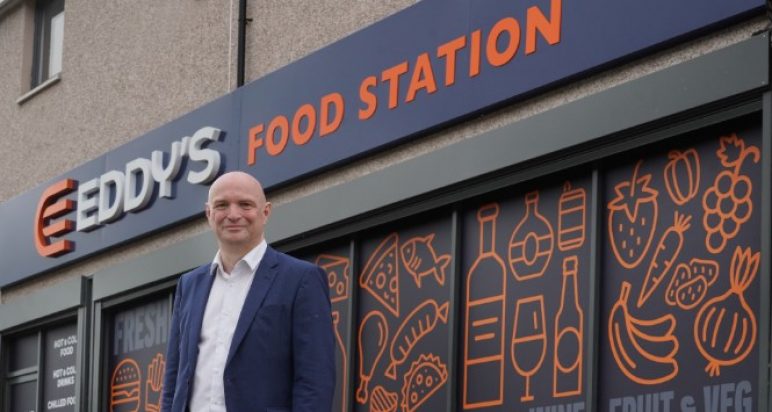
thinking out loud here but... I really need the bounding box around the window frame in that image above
[1,313,79,412]
[30,0,64,89]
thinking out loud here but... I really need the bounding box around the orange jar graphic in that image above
[509,191,554,281]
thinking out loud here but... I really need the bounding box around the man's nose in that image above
[225,205,242,219]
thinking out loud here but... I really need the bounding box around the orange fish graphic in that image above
[400,234,451,288]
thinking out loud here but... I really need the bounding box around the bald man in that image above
[162,172,335,412]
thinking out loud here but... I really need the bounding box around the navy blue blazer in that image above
[161,246,335,412]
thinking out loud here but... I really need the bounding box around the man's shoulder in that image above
[179,263,213,283]
[270,247,318,270]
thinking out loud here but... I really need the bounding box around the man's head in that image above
[205,172,271,254]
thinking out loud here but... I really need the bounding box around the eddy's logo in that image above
[34,127,223,258]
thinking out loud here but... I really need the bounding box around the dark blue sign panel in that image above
[237,0,763,187]
[0,0,762,286]
[0,93,239,286]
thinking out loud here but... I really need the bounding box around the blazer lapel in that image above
[226,247,279,366]
[187,265,215,361]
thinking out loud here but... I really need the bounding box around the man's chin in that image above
[218,235,257,248]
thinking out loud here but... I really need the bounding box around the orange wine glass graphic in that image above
[510,295,547,402]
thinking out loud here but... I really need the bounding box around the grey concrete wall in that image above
[0,0,236,204]
[0,0,766,307]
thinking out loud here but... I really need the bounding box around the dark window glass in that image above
[10,380,38,412]
[9,334,38,372]
[31,0,64,88]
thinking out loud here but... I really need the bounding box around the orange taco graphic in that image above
[401,354,448,412]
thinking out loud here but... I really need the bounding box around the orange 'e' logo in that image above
[34,179,77,257]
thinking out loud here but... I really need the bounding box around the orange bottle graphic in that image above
[463,203,506,409]
[509,191,554,281]
[553,256,584,397]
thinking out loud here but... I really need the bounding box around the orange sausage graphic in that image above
[385,300,449,380]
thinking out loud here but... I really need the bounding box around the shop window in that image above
[2,322,78,412]
[30,0,64,89]
[104,295,172,412]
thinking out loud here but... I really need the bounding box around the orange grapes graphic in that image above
[702,134,759,254]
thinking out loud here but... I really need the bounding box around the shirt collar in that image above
[210,239,268,276]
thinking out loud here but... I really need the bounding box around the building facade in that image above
[0,0,769,411]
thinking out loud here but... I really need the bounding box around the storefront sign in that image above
[0,94,239,286]
[0,0,762,285]
[44,324,78,412]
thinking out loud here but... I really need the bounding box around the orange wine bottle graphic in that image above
[463,203,506,409]
[509,191,554,281]
[553,256,584,397]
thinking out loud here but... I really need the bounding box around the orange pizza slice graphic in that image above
[360,233,400,317]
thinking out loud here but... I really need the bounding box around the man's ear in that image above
[263,202,272,220]
[205,203,211,219]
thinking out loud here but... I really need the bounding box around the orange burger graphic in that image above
[111,358,141,412]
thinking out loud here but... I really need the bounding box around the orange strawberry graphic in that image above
[608,160,659,269]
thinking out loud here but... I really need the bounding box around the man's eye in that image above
[214,204,228,210]
[240,202,254,209]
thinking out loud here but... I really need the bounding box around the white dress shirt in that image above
[189,240,267,412]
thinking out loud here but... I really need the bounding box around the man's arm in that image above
[161,280,184,412]
[292,265,335,412]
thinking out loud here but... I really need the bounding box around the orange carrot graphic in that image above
[637,212,691,308]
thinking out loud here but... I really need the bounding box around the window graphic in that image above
[599,116,761,411]
[461,178,592,411]
[107,297,171,412]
